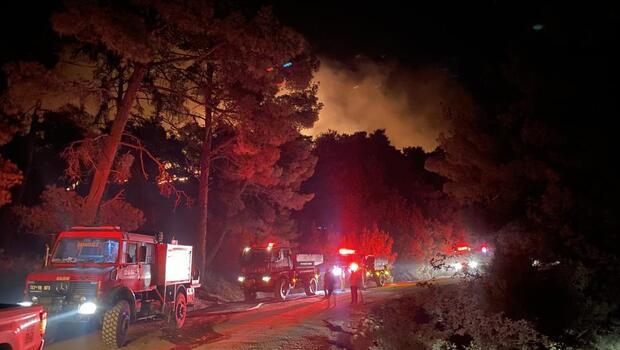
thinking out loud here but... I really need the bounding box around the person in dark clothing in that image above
[324,268,338,308]
[349,263,364,305]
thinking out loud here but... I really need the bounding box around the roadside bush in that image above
[199,271,244,302]
[355,280,560,350]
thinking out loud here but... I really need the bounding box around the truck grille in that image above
[71,282,98,298]
[29,281,98,299]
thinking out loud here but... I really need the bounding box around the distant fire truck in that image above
[447,243,492,273]
[23,226,200,349]
[238,243,323,301]
[331,248,393,287]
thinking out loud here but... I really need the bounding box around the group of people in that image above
[322,265,364,308]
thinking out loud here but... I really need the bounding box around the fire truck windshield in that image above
[52,238,119,264]
[241,249,271,265]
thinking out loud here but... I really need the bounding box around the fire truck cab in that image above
[23,226,199,349]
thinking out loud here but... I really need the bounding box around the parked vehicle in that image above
[332,248,393,288]
[363,255,392,287]
[447,243,492,273]
[238,243,323,301]
[22,226,200,349]
[0,303,47,350]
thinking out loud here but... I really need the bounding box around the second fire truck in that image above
[238,243,323,301]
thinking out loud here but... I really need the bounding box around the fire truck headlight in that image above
[78,302,97,315]
[261,276,271,283]
[18,301,33,307]
[332,266,343,276]
[31,296,38,304]
[350,262,359,272]
[237,276,245,283]
[452,262,463,270]
[469,260,479,269]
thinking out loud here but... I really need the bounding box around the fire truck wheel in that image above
[304,278,318,296]
[274,278,289,301]
[169,292,187,329]
[102,300,130,349]
[243,290,257,302]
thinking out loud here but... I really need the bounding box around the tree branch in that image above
[151,43,225,67]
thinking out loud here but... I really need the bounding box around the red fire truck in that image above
[238,243,323,301]
[22,226,200,349]
[447,243,492,273]
[331,248,392,287]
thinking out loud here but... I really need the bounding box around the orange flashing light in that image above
[457,246,470,251]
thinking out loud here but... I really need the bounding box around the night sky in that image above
[1,1,618,148]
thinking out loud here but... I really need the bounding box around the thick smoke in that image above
[306,58,472,151]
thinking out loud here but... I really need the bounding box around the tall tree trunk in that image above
[14,118,37,204]
[82,64,146,224]
[205,229,229,268]
[196,66,214,279]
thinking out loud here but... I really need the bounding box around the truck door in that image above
[272,249,291,273]
[282,249,292,269]
[119,241,140,291]
[138,243,154,290]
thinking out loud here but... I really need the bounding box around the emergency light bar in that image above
[70,226,121,231]
[457,246,470,251]
[339,248,356,255]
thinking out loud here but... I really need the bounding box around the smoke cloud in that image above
[305,58,472,151]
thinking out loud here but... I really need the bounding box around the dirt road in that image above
[46,281,442,350]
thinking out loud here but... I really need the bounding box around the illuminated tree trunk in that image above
[205,229,228,269]
[196,66,214,278]
[82,64,146,224]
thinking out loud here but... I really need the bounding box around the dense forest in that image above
[1,1,619,348]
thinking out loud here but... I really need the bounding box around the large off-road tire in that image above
[243,289,257,302]
[102,300,131,349]
[169,292,187,329]
[304,278,318,296]
[274,278,289,301]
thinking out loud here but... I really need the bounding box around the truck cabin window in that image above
[52,238,119,264]
[281,249,290,261]
[241,249,271,265]
[138,244,154,264]
[125,242,138,263]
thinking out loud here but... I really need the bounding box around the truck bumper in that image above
[38,301,102,323]
[241,278,273,292]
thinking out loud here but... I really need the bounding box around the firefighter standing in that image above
[324,268,338,308]
[349,263,364,305]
